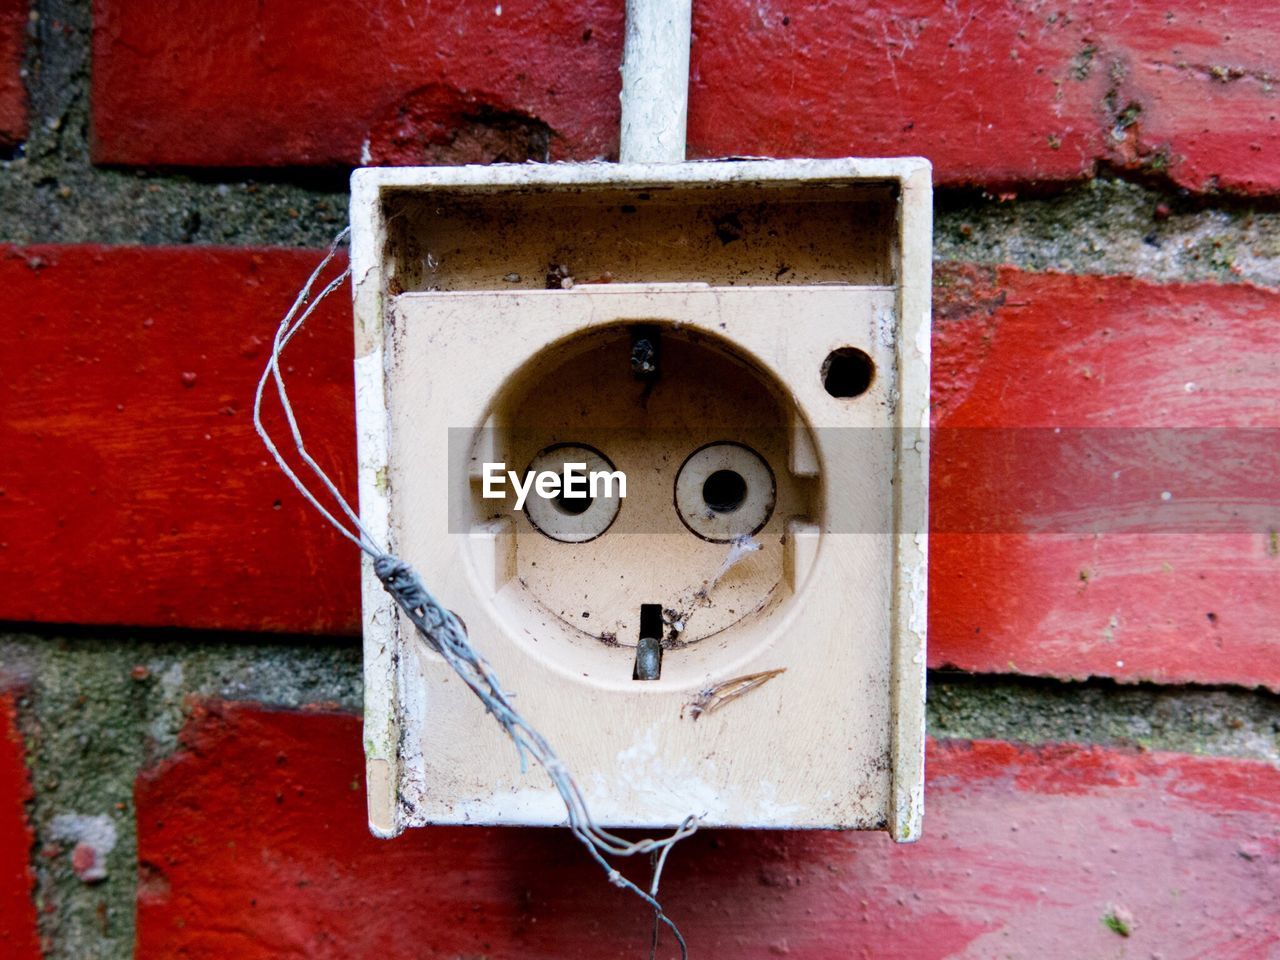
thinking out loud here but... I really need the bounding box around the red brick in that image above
[0,691,41,960]
[930,264,1280,688]
[91,0,622,168]
[2,248,1278,689]
[689,0,1280,195]
[135,702,1280,960]
[0,0,26,148]
[92,1,1280,194]
[0,245,359,634]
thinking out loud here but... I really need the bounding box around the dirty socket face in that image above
[479,324,819,680]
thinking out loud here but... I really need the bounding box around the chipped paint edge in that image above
[889,161,932,842]
[350,170,400,838]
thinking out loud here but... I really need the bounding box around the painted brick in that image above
[91,1,1280,194]
[0,245,359,634]
[91,0,622,168]
[930,264,1280,688]
[135,702,1280,959]
[1,248,1277,688]
[689,0,1280,195]
[0,691,41,960]
[0,0,26,149]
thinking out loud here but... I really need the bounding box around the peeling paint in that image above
[49,814,117,884]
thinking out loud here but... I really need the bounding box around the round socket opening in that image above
[822,347,875,398]
[702,469,747,514]
[553,490,594,516]
[523,443,620,543]
[675,442,775,543]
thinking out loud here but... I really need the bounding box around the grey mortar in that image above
[930,671,1280,764]
[935,177,1280,287]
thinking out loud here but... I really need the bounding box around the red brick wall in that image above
[1,2,1277,958]
[135,704,1280,960]
[2,253,1277,685]
[91,0,1280,194]
[0,0,26,149]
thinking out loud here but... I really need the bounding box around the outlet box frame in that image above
[351,158,931,840]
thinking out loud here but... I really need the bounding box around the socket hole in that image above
[702,470,747,514]
[639,603,664,640]
[634,604,664,681]
[553,490,593,516]
[822,347,874,398]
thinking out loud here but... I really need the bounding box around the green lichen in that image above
[1114,102,1142,132]
[1071,44,1098,81]
[1142,147,1172,173]
[1103,912,1132,937]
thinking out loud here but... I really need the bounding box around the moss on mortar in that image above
[936,176,1280,286]
[2,632,360,960]
[929,672,1280,763]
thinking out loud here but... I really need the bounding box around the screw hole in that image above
[702,469,747,513]
[822,347,875,398]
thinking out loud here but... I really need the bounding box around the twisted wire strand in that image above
[253,229,698,958]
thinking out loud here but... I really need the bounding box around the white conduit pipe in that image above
[619,0,693,163]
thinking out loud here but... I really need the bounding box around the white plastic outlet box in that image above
[350,158,931,840]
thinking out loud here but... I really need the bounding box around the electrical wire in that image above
[253,228,699,958]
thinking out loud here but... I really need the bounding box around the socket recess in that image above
[351,159,931,839]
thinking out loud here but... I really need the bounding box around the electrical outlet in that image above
[351,159,931,839]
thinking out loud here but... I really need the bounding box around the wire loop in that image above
[254,228,698,959]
